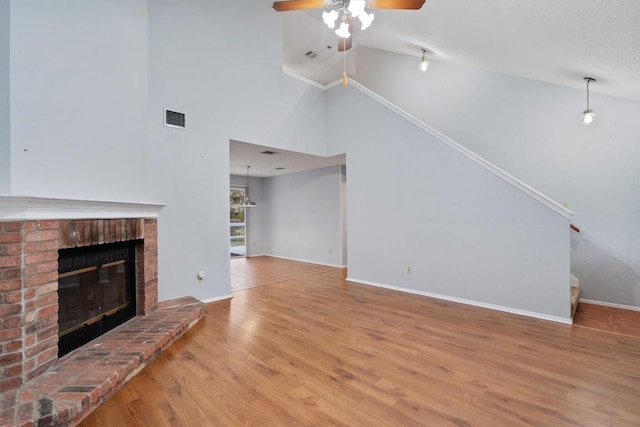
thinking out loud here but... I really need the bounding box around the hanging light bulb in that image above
[418,49,430,72]
[359,11,374,30]
[336,21,351,38]
[579,77,597,126]
[242,165,256,207]
[348,0,366,17]
[322,9,338,29]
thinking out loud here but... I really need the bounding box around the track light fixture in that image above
[579,77,596,126]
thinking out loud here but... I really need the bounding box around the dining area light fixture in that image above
[579,77,597,126]
[322,0,375,38]
[418,49,430,72]
[241,165,257,207]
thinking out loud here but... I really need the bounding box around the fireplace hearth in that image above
[0,197,204,425]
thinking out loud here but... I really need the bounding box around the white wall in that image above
[6,0,328,303]
[9,1,149,201]
[263,166,345,267]
[145,0,328,301]
[340,165,347,266]
[329,85,572,321]
[0,1,8,193]
[5,1,604,317]
[355,47,640,307]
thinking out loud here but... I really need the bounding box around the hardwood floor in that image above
[574,302,640,338]
[231,256,336,292]
[81,258,640,426]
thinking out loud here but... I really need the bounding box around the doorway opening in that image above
[230,187,246,258]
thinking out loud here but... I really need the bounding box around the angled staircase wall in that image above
[326,80,573,323]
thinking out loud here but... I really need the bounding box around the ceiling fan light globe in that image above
[359,11,374,30]
[579,110,596,125]
[336,22,351,38]
[322,10,338,28]
[348,0,366,17]
[419,59,430,72]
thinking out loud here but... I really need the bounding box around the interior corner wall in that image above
[0,1,9,193]
[264,166,344,267]
[329,85,571,320]
[8,0,149,201]
[340,165,348,266]
[355,47,640,308]
[146,0,328,302]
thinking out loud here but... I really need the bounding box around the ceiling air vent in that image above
[261,150,278,155]
[164,109,186,129]
[305,50,318,59]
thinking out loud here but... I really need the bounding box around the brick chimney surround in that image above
[0,196,205,426]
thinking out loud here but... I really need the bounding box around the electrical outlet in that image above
[406,266,411,274]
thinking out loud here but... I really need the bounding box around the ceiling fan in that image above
[272,0,426,52]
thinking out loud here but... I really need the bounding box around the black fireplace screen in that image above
[57,241,137,357]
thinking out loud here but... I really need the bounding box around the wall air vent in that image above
[164,109,186,129]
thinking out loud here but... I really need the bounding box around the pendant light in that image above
[579,77,596,126]
[418,49,430,72]
[242,165,256,207]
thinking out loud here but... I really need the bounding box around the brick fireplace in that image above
[0,217,158,393]
[0,197,204,426]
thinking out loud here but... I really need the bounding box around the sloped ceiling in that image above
[234,0,639,178]
[279,0,640,101]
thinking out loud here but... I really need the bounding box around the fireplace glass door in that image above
[57,242,137,357]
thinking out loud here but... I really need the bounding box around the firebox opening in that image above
[57,241,139,357]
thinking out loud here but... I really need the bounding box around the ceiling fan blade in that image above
[272,0,327,12]
[369,0,425,9]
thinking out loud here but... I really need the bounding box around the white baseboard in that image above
[201,294,233,304]
[265,254,346,268]
[579,298,640,312]
[346,277,573,325]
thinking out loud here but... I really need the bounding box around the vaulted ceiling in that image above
[279,0,640,101]
[232,0,639,177]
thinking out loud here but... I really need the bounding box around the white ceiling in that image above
[233,0,639,178]
[280,0,640,101]
[230,140,345,178]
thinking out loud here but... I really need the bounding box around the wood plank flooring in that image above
[231,256,335,292]
[574,302,640,338]
[81,257,640,426]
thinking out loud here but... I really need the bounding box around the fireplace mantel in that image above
[0,195,165,220]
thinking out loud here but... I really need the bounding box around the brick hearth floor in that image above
[1,296,204,427]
